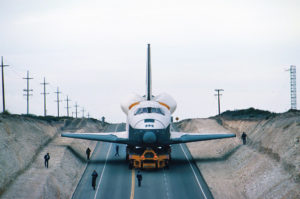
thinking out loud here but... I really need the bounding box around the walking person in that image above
[91,170,98,190]
[86,147,91,160]
[241,132,247,145]
[136,170,142,187]
[115,145,119,156]
[44,152,50,168]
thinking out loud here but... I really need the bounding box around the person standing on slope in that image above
[241,132,247,145]
[86,147,91,160]
[44,152,50,168]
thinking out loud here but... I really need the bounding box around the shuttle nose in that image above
[143,131,157,144]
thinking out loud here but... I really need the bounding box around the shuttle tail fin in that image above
[146,44,152,100]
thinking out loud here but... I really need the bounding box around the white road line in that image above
[180,144,208,199]
[163,169,170,199]
[94,124,119,199]
[94,143,112,199]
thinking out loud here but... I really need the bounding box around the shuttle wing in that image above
[61,131,130,145]
[169,132,236,144]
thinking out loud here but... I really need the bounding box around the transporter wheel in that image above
[165,162,170,170]
[128,161,133,169]
[126,146,130,161]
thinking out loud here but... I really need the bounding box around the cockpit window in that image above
[134,107,165,116]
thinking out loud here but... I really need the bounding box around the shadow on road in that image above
[65,143,242,166]
[171,144,242,165]
[88,159,126,165]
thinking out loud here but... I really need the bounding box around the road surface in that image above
[72,124,214,199]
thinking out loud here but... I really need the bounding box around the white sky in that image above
[0,0,299,122]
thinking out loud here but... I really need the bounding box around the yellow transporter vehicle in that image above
[128,148,170,169]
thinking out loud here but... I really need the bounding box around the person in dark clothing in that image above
[241,132,247,145]
[91,170,98,190]
[115,145,119,156]
[136,170,142,187]
[44,153,50,168]
[86,147,91,160]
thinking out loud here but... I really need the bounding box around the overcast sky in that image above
[0,0,299,122]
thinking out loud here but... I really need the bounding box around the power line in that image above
[40,77,49,116]
[214,89,224,115]
[1,58,89,117]
[54,87,62,117]
[65,96,71,117]
[74,102,79,118]
[23,71,33,114]
[81,107,85,118]
[1,56,9,112]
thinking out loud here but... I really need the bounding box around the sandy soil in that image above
[178,112,300,199]
[0,115,104,199]
[1,111,299,199]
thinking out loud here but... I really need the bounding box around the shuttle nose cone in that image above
[143,131,157,144]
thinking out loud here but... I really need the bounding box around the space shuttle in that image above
[61,44,236,147]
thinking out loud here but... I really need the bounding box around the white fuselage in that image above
[124,100,172,146]
[127,100,171,130]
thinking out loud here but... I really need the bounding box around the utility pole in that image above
[54,87,62,117]
[23,71,33,114]
[87,112,90,118]
[40,77,49,116]
[1,56,9,112]
[215,89,224,115]
[65,96,71,117]
[81,107,85,118]
[74,102,79,118]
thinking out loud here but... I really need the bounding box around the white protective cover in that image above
[121,93,144,114]
[153,93,177,114]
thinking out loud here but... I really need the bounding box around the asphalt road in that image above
[72,124,214,199]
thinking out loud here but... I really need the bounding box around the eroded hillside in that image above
[177,109,300,199]
[0,114,105,199]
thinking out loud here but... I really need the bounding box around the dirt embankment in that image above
[0,114,105,199]
[178,110,300,199]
